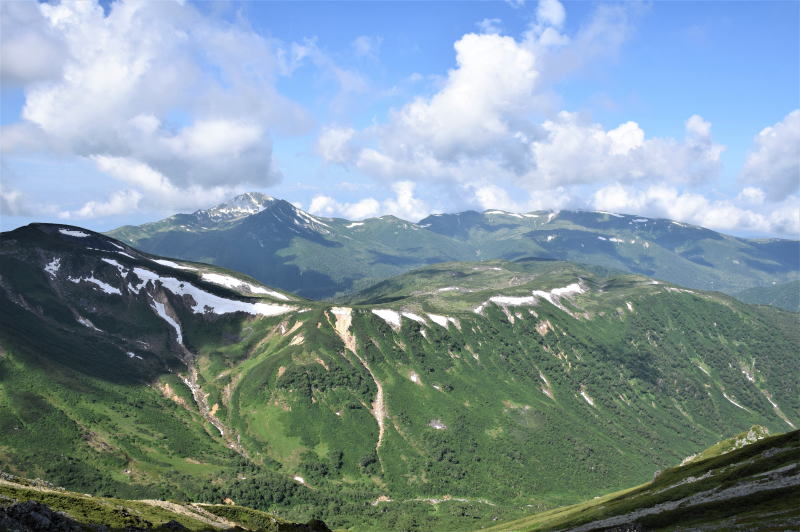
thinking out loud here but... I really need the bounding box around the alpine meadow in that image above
[1,0,798,531]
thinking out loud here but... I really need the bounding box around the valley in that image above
[1,222,798,530]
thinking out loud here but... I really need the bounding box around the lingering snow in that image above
[609,237,624,243]
[68,275,121,295]
[722,391,747,410]
[101,258,127,276]
[522,213,539,218]
[133,268,295,316]
[410,373,420,384]
[626,301,634,312]
[546,234,556,242]
[59,228,90,237]
[109,241,125,250]
[126,351,143,360]
[346,222,364,228]
[151,299,183,344]
[296,210,331,228]
[44,258,61,277]
[153,259,196,271]
[595,211,623,218]
[580,388,595,407]
[428,313,458,328]
[632,218,648,222]
[114,251,136,259]
[201,272,290,300]
[372,309,402,329]
[401,311,426,324]
[597,236,608,241]
[489,295,539,306]
[429,419,447,430]
[76,315,101,331]
[671,221,688,227]
[293,476,306,484]
[438,286,458,292]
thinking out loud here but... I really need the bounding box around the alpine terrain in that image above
[107,192,800,299]
[1,223,798,530]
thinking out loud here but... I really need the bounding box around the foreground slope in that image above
[484,427,800,531]
[1,225,798,530]
[107,192,799,298]
[0,472,329,531]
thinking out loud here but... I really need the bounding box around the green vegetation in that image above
[734,279,800,312]
[484,427,800,531]
[1,223,798,530]
[0,472,327,530]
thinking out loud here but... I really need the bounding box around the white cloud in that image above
[741,110,800,200]
[352,35,382,59]
[537,0,566,28]
[308,181,429,221]
[60,189,143,219]
[477,18,503,35]
[0,0,66,85]
[317,126,356,164]
[2,0,311,202]
[593,184,800,236]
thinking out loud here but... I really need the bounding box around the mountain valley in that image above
[1,221,798,530]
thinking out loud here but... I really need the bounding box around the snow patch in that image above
[150,299,184,345]
[410,373,420,384]
[372,309,402,329]
[580,388,595,407]
[346,222,364,228]
[201,272,290,300]
[722,391,747,410]
[68,275,121,295]
[134,268,294,317]
[429,419,447,430]
[597,236,608,241]
[595,211,623,218]
[632,218,648,223]
[626,301,634,312]
[428,314,458,328]
[293,476,306,485]
[402,311,426,324]
[44,258,61,277]
[59,228,90,237]
[126,351,143,360]
[546,234,556,242]
[153,259,196,271]
[76,315,101,332]
[437,286,459,292]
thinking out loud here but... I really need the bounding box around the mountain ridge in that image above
[105,193,800,300]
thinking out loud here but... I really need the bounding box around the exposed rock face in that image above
[0,500,92,532]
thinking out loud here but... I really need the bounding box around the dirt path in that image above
[138,500,236,529]
[331,307,386,450]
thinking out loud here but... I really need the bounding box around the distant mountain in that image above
[106,193,799,299]
[2,223,798,529]
[734,280,800,312]
[486,426,800,531]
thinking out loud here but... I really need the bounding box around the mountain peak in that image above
[193,192,276,223]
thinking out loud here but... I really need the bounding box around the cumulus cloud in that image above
[352,35,382,59]
[2,0,314,217]
[308,181,430,221]
[741,110,800,200]
[593,184,800,236]
[0,1,66,85]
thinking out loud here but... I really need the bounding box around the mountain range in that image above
[1,221,798,530]
[107,192,800,299]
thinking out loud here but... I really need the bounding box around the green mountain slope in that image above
[106,193,799,298]
[1,224,799,530]
[0,472,330,531]
[484,426,800,531]
[734,279,800,312]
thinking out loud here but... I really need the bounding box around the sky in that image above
[1,0,798,237]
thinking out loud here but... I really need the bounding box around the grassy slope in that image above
[734,280,800,312]
[0,473,324,531]
[482,428,800,531]
[1,226,799,530]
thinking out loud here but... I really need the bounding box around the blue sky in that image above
[1,0,798,236]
